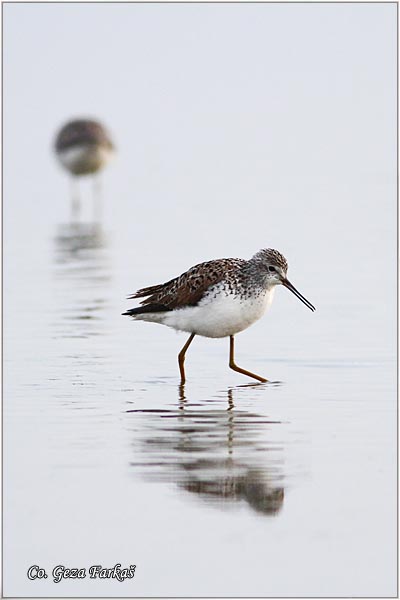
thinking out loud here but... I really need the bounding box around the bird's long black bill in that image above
[282,279,316,312]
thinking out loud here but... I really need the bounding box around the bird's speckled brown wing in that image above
[128,258,245,310]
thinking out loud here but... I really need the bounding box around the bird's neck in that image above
[241,260,273,291]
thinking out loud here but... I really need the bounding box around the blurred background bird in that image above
[54,118,115,222]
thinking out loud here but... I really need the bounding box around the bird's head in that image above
[251,248,316,312]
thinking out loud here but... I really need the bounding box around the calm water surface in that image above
[4,209,396,597]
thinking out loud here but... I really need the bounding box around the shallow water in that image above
[4,212,396,597]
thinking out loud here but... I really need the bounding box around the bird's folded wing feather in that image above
[128,258,245,310]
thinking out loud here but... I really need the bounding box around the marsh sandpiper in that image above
[54,118,115,219]
[123,248,315,383]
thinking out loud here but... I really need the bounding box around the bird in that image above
[122,248,315,383]
[54,118,115,220]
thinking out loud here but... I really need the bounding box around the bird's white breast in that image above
[162,287,276,338]
[57,145,113,175]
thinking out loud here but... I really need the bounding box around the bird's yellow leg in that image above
[229,335,268,383]
[178,333,195,384]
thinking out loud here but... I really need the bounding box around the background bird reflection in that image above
[54,222,106,261]
[52,222,111,340]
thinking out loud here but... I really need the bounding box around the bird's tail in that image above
[122,303,170,317]
[127,279,176,300]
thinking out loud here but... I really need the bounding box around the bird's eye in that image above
[268,266,276,273]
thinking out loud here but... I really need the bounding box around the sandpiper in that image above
[55,118,114,176]
[123,248,315,383]
[54,118,115,219]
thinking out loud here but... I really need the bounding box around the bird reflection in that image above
[54,222,106,264]
[128,386,285,516]
[52,222,111,338]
